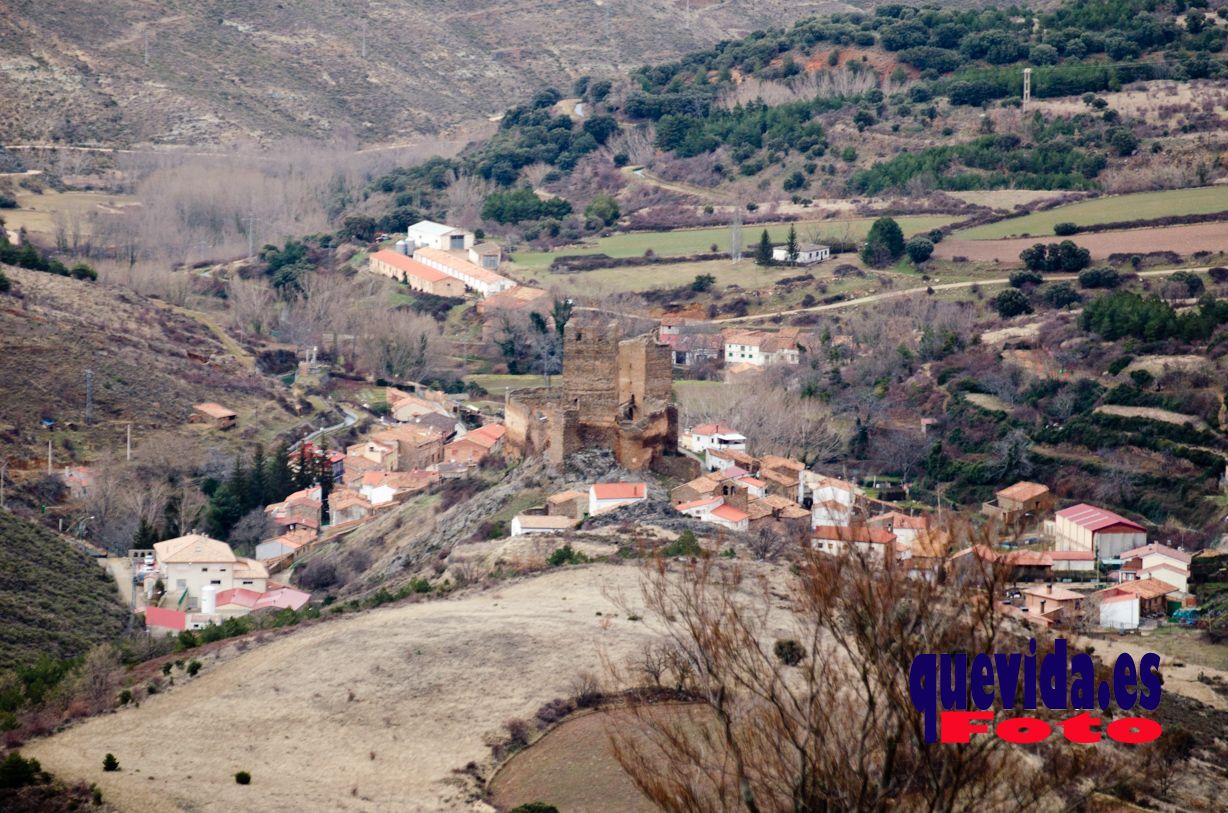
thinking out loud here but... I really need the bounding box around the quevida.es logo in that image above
[909,638,1162,745]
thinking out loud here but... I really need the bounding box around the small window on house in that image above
[242,580,253,586]
[201,567,208,572]
[210,579,222,585]
[576,331,583,341]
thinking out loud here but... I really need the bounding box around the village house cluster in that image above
[656,318,820,382]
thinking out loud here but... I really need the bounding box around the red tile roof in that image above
[1112,577,1178,600]
[144,606,186,631]
[1056,504,1145,533]
[996,481,1050,503]
[1118,543,1192,565]
[691,423,742,436]
[464,423,507,448]
[194,402,236,419]
[712,504,749,523]
[676,497,722,512]
[215,588,263,608]
[812,525,896,545]
[414,246,511,286]
[370,249,451,283]
[591,482,647,500]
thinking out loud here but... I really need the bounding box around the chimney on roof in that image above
[1047,582,1053,594]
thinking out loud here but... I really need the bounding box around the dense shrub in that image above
[234,771,251,785]
[1078,266,1121,289]
[102,754,119,772]
[1019,241,1091,273]
[993,289,1033,317]
[906,236,934,264]
[1054,222,1079,236]
[1009,269,1044,288]
[0,752,43,789]
[1042,282,1082,308]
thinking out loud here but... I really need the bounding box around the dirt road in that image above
[715,267,1207,324]
[24,565,654,813]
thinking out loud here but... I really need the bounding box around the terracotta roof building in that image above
[368,250,466,296]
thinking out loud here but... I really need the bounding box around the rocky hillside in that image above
[0,0,848,147]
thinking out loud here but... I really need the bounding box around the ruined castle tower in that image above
[505,316,680,471]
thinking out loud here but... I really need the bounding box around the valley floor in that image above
[23,565,653,813]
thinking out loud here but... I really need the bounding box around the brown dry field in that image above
[489,707,679,813]
[934,223,1228,262]
[1094,404,1210,430]
[23,565,657,813]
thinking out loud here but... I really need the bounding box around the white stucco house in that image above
[153,534,269,610]
[589,482,647,516]
[510,514,577,536]
[772,243,830,265]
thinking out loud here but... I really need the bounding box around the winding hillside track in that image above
[713,267,1213,324]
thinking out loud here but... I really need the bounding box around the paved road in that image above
[712,266,1209,324]
[289,405,360,452]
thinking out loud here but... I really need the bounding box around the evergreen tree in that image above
[860,217,905,267]
[227,454,249,512]
[785,225,799,264]
[268,442,293,503]
[133,517,160,550]
[754,229,774,266]
[248,445,268,510]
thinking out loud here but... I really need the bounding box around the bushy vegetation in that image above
[0,232,96,281]
[993,289,1033,317]
[1081,291,1228,342]
[860,217,905,267]
[0,512,125,671]
[480,188,573,224]
[852,132,1106,194]
[1019,240,1092,273]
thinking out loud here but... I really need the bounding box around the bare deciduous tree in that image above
[605,543,1133,813]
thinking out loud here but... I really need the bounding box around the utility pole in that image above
[0,460,7,510]
[361,20,368,59]
[245,207,258,259]
[127,423,132,462]
[84,369,93,426]
[730,206,742,263]
[47,438,53,475]
[143,30,150,66]
[1022,67,1032,108]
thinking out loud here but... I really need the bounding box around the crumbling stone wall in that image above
[505,316,677,471]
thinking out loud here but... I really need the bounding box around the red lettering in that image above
[1057,711,1102,743]
[939,710,993,743]
[996,716,1052,744]
[1106,717,1162,744]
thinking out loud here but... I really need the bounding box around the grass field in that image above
[957,186,1228,240]
[3,187,139,240]
[510,216,955,269]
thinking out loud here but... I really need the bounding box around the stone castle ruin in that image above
[504,316,679,471]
